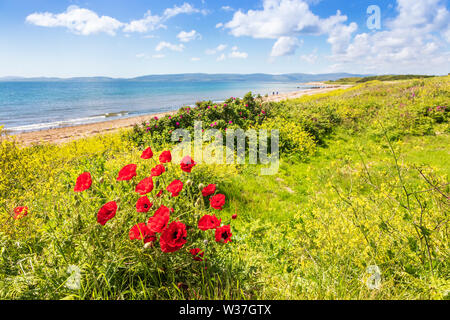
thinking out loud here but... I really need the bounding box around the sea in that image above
[0,80,310,133]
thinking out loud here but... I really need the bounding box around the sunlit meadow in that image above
[0,76,449,299]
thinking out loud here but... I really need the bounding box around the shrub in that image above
[258,117,316,160]
[127,92,268,149]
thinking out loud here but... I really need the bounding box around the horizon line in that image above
[2,72,430,80]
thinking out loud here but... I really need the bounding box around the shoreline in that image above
[8,111,176,146]
[263,82,352,102]
[6,84,350,146]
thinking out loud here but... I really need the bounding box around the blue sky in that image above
[0,0,449,77]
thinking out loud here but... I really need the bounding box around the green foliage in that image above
[280,77,449,143]
[329,74,436,84]
[0,76,448,299]
[258,117,316,160]
[127,93,268,149]
[0,133,249,299]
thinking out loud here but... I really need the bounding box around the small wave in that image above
[7,112,130,133]
[102,111,130,118]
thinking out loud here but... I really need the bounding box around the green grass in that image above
[0,76,448,300]
[327,75,436,84]
[222,128,449,299]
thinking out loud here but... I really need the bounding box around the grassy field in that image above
[327,75,436,84]
[0,77,448,299]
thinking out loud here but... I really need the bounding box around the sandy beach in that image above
[263,82,352,102]
[9,111,176,146]
[8,83,350,146]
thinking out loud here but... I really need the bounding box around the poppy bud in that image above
[144,242,153,249]
[198,183,205,191]
[186,180,193,187]
[177,282,188,290]
[195,198,202,207]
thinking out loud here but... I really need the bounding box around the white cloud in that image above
[177,30,202,42]
[327,22,358,54]
[125,3,205,33]
[217,53,226,61]
[270,36,301,57]
[229,51,248,59]
[223,0,450,72]
[229,47,248,59]
[152,54,165,59]
[205,44,227,55]
[300,52,318,64]
[163,3,205,19]
[155,41,185,52]
[221,6,235,12]
[444,28,450,42]
[26,3,206,36]
[25,5,124,36]
[388,0,449,32]
[211,45,248,60]
[191,57,201,61]
[224,0,351,57]
[224,0,347,39]
[216,22,224,28]
[124,10,164,33]
[330,0,450,74]
[136,53,147,59]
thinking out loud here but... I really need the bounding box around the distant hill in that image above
[129,73,370,82]
[0,73,370,83]
[0,76,116,82]
[328,74,436,84]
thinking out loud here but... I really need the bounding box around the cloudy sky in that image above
[0,0,449,77]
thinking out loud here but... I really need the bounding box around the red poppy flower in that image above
[232,214,238,220]
[159,150,172,163]
[129,223,156,243]
[215,225,232,243]
[147,205,170,233]
[13,206,28,220]
[97,201,117,226]
[160,221,187,253]
[140,147,154,159]
[198,214,221,231]
[117,164,137,181]
[136,196,153,213]
[190,248,204,261]
[74,172,92,192]
[151,164,166,177]
[180,156,197,173]
[177,282,188,290]
[209,194,226,210]
[166,180,183,197]
[135,177,154,195]
[156,189,164,198]
[202,184,216,197]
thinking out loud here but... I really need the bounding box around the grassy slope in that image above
[0,78,448,300]
[225,128,449,299]
[327,75,436,84]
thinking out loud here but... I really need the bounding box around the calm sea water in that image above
[0,81,308,133]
